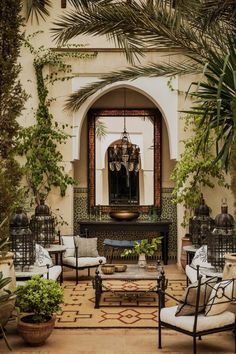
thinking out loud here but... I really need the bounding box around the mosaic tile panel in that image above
[73,187,177,260]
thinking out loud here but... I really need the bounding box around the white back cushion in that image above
[61,236,75,257]
[191,245,212,267]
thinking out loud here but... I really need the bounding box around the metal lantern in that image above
[190,195,214,247]
[10,209,35,270]
[30,199,55,247]
[207,201,236,271]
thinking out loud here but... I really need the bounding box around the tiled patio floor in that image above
[1,264,235,354]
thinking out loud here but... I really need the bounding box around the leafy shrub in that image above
[121,237,162,257]
[17,276,64,323]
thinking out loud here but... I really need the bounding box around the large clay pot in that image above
[18,314,56,346]
[0,295,16,327]
[180,236,192,270]
[223,253,236,279]
[0,252,16,291]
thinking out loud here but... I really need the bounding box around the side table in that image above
[45,244,66,284]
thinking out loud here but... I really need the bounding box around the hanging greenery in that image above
[18,34,97,204]
[0,0,28,240]
[171,114,229,227]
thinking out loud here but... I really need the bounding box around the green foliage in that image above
[17,35,94,203]
[96,119,107,140]
[0,218,10,257]
[0,271,13,304]
[121,237,162,257]
[25,0,52,24]
[171,114,228,226]
[17,276,64,323]
[0,0,28,242]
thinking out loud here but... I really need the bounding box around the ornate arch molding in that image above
[71,77,178,161]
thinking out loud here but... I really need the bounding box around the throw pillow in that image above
[75,236,99,257]
[61,236,75,257]
[191,245,209,267]
[205,279,234,316]
[35,244,53,267]
[175,277,217,316]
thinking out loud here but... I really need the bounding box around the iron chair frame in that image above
[59,233,104,285]
[158,274,236,354]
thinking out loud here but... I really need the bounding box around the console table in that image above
[79,219,172,265]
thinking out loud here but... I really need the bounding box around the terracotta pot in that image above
[0,252,16,291]
[0,295,16,327]
[18,314,56,346]
[223,253,236,280]
[180,236,192,270]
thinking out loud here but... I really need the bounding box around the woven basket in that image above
[114,264,127,272]
[101,265,115,274]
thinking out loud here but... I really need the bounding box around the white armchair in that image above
[60,235,106,284]
[158,275,236,354]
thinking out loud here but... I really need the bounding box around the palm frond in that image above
[26,0,52,23]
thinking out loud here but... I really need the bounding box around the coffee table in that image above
[93,264,166,309]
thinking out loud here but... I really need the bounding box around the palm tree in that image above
[18,1,236,174]
[51,0,236,176]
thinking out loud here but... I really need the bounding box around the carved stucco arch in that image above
[71,76,178,161]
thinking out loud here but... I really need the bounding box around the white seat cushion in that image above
[63,256,106,268]
[161,305,235,332]
[43,265,62,281]
[61,236,75,257]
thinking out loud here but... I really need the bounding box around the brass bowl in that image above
[109,211,140,221]
[114,264,127,272]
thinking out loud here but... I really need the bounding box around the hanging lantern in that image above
[10,209,35,271]
[30,199,55,248]
[207,200,236,271]
[190,195,214,247]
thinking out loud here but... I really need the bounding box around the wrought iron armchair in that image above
[158,275,236,354]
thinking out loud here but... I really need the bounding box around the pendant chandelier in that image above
[109,89,140,186]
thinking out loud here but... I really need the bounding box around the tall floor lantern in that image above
[10,209,35,271]
[189,194,214,247]
[207,200,236,271]
[30,199,55,248]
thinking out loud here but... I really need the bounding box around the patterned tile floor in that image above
[1,264,235,354]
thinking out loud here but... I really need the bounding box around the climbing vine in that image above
[170,114,229,227]
[0,0,28,241]
[18,33,97,204]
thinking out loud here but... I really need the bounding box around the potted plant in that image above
[121,237,162,267]
[16,276,64,346]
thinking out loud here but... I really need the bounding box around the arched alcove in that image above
[73,84,178,261]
